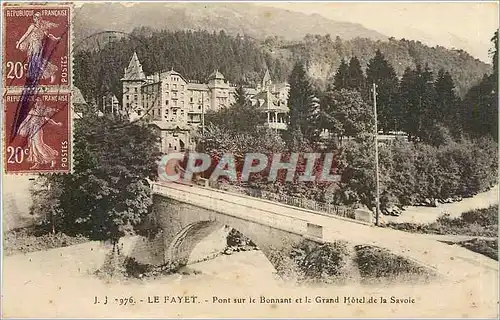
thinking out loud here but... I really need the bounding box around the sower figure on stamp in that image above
[17,97,62,169]
[15,12,61,84]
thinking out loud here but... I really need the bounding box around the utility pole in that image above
[201,91,205,136]
[372,83,381,226]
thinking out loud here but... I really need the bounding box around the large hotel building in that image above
[120,52,290,153]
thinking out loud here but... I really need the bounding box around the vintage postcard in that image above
[2,1,499,319]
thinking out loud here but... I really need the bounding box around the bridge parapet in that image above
[152,182,312,237]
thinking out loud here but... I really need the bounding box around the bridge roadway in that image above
[152,182,498,283]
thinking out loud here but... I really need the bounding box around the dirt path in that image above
[382,185,498,224]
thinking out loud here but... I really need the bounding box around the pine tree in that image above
[491,30,498,78]
[399,64,436,141]
[434,69,458,130]
[418,64,438,140]
[461,30,498,141]
[333,58,349,90]
[398,67,418,139]
[366,50,400,132]
[287,61,316,143]
[346,56,366,92]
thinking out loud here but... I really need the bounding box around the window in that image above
[134,95,138,101]
[165,84,169,89]
[166,100,169,105]
[126,95,129,100]
[173,110,177,115]
[173,84,177,89]
[198,106,201,110]
[134,87,138,93]
[190,97,193,102]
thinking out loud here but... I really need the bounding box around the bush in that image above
[354,245,436,283]
[290,240,351,283]
[4,228,89,256]
[456,238,498,261]
[460,206,498,226]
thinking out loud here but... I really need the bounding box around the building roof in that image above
[150,121,191,131]
[245,88,258,96]
[207,69,225,81]
[73,86,87,105]
[262,69,271,87]
[122,52,146,81]
[160,70,189,83]
[188,82,209,91]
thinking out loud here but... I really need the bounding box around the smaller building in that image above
[102,92,121,115]
[149,121,194,153]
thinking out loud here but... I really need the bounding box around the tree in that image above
[320,89,374,143]
[491,30,498,77]
[398,64,436,141]
[204,100,265,135]
[333,58,349,90]
[346,56,366,92]
[287,61,317,143]
[31,116,161,250]
[434,69,459,132]
[366,50,399,132]
[234,85,248,107]
[461,30,498,141]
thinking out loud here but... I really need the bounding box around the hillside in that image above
[73,2,387,45]
[269,35,492,96]
[75,29,491,106]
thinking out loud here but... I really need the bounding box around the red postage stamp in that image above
[4,92,71,173]
[3,4,71,89]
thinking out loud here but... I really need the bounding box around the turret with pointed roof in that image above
[207,69,225,81]
[122,52,146,81]
[262,69,272,88]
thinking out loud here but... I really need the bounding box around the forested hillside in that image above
[75,29,492,107]
[268,35,491,97]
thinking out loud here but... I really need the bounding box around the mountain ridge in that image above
[73,2,388,45]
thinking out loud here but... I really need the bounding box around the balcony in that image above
[264,122,287,130]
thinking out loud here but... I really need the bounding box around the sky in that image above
[258,1,499,62]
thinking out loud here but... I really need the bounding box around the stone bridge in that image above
[126,182,498,283]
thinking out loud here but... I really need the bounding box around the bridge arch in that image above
[164,218,304,277]
[151,195,309,276]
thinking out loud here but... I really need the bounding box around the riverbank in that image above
[382,185,498,224]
